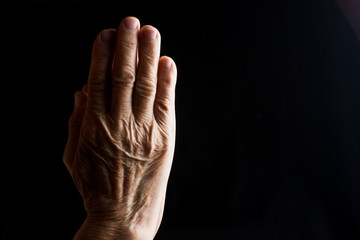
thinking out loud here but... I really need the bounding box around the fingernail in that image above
[124,17,139,30]
[144,28,157,40]
[101,30,115,42]
[162,58,172,70]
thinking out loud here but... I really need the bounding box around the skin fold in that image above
[63,16,177,240]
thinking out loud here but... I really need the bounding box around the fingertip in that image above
[141,25,160,40]
[99,29,117,43]
[159,56,176,72]
[159,56,177,86]
[122,16,140,30]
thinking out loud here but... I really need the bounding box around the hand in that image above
[63,16,177,240]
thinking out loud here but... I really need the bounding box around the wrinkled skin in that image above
[63,17,177,240]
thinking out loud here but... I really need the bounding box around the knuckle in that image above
[120,38,137,52]
[135,76,156,97]
[113,67,136,86]
[154,102,172,128]
[93,57,110,68]
[137,67,156,83]
[89,69,109,84]
[156,95,172,111]
[88,78,107,93]
[138,73,156,87]
[136,86,155,100]
[142,49,157,63]
[89,58,111,83]
[160,75,173,86]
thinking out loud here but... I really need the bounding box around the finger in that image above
[87,29,117,115]
[63,91,87,171]
[111,17,140,119]
[82,84,88,95]
[154,56,177,128]
[133,25,161,121]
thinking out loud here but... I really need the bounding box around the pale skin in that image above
[63,17,177,240]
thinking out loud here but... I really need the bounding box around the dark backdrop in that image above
[2,0,360,239]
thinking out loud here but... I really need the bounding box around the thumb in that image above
[63,90,87,172]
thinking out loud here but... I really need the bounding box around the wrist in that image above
[74,217,138,240]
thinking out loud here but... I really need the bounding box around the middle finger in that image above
[133,25,161,122]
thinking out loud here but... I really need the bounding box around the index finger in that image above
[87,29,117,115]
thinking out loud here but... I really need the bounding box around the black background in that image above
[2,0,360,239]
